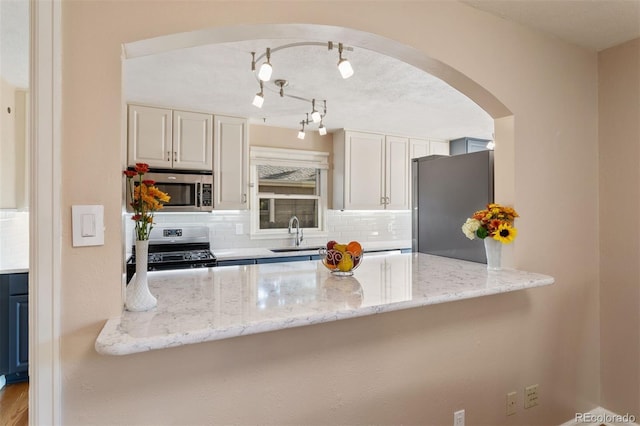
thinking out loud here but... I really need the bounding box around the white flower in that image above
[462,218,481,240]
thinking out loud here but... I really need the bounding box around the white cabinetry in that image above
[410,138,449,159]
[429,139,450,155]
[127,104,212,171]
[385,135,410,210]
[213,115,249,210]
[333,130,409,210]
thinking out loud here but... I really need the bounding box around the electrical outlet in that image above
[235,223,243,235]
[524,384,539,409]
[506,391,517,416]
[454,409,465,426]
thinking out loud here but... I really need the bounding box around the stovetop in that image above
[126,226,217,283]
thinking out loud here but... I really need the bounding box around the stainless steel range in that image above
[126,226,217,283]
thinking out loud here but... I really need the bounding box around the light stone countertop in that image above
[95,252,554,356]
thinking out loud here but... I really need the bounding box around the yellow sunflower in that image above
[493,223,518,244]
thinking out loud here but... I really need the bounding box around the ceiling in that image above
[462,0,640,51]
[124,39,494,140]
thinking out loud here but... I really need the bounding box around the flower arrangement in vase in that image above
[461,203,518,270]
[123,163,171,311]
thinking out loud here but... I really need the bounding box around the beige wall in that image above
[599,38,640,416]
[60,1,600,424]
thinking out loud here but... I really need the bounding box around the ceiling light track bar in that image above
[252,41,353,63]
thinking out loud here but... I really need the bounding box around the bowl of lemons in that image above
[319,240,363,276]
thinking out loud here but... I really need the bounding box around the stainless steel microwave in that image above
[126,169,213,212]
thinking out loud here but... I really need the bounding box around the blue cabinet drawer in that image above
[8,273,28,295]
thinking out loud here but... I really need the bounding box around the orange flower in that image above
[123,163,170,240]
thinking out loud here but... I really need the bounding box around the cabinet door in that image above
[429,139,450,156]
[344,131,385,210]
[409,138,430,159]
[172,110,213,170]
[9,294,28,375]
[128,105,173,168]
[385,136,410,210]
[214,116,248,210]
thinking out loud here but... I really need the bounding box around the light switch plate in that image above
[72,205,104,247]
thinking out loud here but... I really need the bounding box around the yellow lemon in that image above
[337,253,353,272]
[334,243,347,253]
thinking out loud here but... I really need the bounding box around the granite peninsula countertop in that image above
[95,252,554,356]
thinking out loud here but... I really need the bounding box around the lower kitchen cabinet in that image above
[0,272,29,383]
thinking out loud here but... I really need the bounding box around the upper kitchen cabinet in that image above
[127,104,213,171]
[213,115,249,210]
[409,138,450,159]
[334,130,409,210]
[449,137,491,156]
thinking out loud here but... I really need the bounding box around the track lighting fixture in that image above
[337,43,354,79]
[310,99,321,123]
[250,42,353,133]
[252,81,264,108]
[258,47,272,82]
[486,140,495,150]
[318,121,327,136]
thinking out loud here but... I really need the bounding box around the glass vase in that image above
[483,237,502,271]
[125,239,157,311]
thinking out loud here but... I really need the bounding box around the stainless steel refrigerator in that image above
[412,150,494,263]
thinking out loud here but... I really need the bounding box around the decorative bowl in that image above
[318,247,363,276]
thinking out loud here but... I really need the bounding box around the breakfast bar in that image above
[95,252,554,356]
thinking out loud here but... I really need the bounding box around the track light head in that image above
[258,48,272,81]
[297,121,306,140]
[319,123,327,136]
[310,99,321,123]
[252,82,264,108]
[337,43,354,79]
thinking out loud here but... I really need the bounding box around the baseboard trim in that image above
[560,407,638,425]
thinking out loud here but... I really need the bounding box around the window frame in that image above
[249,146,329,240]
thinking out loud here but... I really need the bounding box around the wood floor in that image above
[0,381,28,426]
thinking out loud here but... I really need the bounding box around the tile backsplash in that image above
[0,211,29,271]
[125,209,411,253]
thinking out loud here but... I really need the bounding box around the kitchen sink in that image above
[270,246,324,253]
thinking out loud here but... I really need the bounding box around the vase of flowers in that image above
[123,163,171,311]
[461,203,518,271]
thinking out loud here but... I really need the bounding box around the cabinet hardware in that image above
[167,151,171,162]
[173,151,177,162]
[242,193,247,203]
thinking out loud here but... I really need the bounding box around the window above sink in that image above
[249,146,329,240]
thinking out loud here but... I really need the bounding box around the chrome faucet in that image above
[288,216,304,247]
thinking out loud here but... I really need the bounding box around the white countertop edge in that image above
[0,268,29,275]
[95,271,554,356]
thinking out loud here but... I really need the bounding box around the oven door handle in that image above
[196,182,201,208]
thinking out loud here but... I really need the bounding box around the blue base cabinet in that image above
[0,273,29,383]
